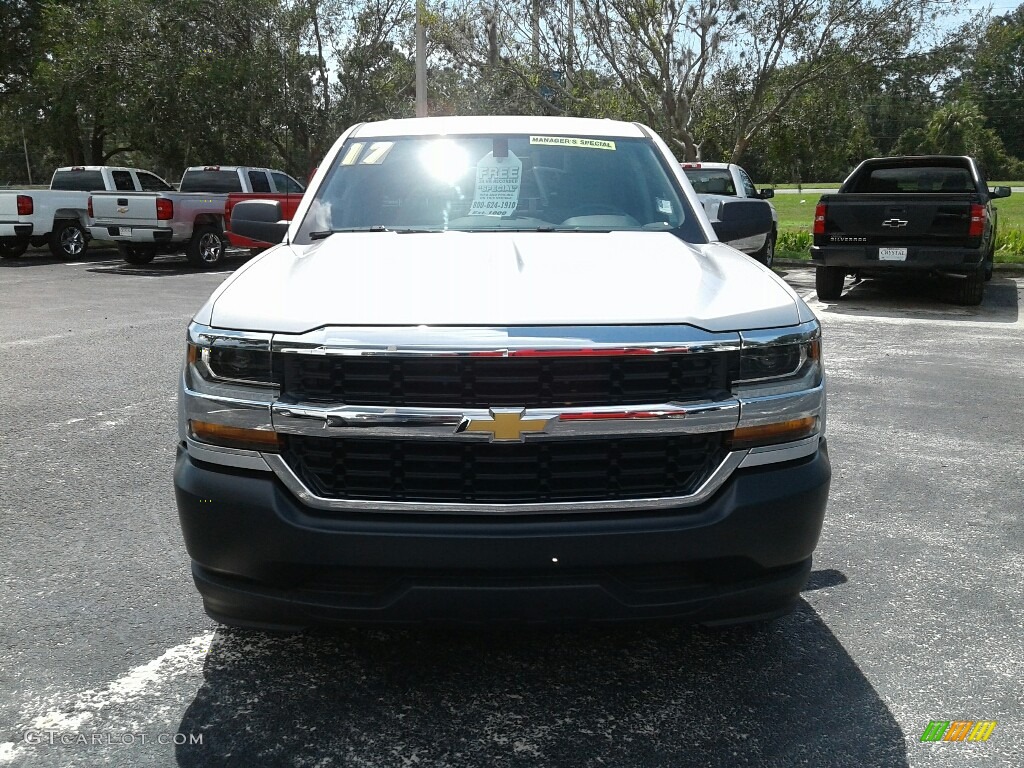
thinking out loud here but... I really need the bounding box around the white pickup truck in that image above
[682,162,778,266]
[89,165,304,267]
[0,166,173,259]
[175,115,831,630]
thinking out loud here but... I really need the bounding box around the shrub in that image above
[995,228,1024,256]
[777,230,812,254]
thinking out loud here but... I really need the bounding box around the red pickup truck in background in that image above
[224,191,305,253]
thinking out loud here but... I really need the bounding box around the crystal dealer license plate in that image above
[878,248,907,261]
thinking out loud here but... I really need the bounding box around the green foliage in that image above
[995,228,1024,258]
[777,230,812,256]
[958,6,1024,162]
[898,99,1018,178]
[0,0,1021,189]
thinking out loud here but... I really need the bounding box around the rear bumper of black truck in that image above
[811,244,986,274]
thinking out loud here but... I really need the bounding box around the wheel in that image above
[186,225,226,267]
[0,239,28,258]
[117,243,156,265]
[753,228,776,267]
[950,270,984,306]
[983,248,994,282]
[815,266,846,300]
[48,220,87,259]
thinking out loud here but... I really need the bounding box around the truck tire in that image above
[0,240,28,258]
[815,266,846,300]
[186,225,226,268]
[753,229,776,268]
[983,248,994,282]
[117,243,156,265]
[49,220,88,259]
[951,270,984,306]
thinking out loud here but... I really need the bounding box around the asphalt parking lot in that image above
[1,247,1021,767]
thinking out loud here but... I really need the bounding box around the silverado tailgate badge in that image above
[881,218,908,228]
[458,409,554,442]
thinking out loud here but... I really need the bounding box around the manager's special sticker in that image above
[529,136,616,150]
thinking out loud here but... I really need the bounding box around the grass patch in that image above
[770,190,1024,260]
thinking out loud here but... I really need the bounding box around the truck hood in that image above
[203,231,803,333]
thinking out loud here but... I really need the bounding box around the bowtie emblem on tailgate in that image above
[882,218,908,228]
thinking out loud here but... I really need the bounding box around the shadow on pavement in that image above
[0,246,121,268]
[84,251,250,277]
[175,583,907,767]
[815,274,1019,324]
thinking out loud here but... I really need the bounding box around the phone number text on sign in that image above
[469,151,523,217]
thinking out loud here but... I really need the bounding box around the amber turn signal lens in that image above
[727,417,817,450]
[189,420,282,452]
[186,343,200,365]
[807,338,821,361]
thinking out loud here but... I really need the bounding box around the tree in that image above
[959,4,1024,162]
[899,99,1019,177]
[577,0,744,160]
[718,0,972,163]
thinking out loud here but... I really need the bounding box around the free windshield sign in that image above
[468,151,523,217]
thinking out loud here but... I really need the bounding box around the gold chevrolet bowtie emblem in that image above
[459,409,553,442]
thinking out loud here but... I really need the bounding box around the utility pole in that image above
[567,0,574,79]
[532,0,540,66]
[22,127,33,186]
[416,0,427,117]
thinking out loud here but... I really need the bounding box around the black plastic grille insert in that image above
[279,351,737,408]
[281,433,726,505]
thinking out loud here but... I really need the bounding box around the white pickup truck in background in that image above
[89,165,304,267]
[682,162,778,266]
[0,166,173,259]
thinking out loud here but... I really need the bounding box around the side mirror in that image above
[990,186,1011,199]
[230,200,288,244]
[710,198,773,243]
[758,188,774,199]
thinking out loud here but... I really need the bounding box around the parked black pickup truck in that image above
[810,155,1011,305]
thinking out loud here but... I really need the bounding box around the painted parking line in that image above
[0,633,215,766]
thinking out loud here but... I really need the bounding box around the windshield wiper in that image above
[309,226,390,239]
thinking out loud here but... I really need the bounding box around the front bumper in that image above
[811,244,986,273]
[174,441,831,628]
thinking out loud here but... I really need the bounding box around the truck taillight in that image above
[17,194,33,216]
[813,203,827,235]
[968,204,985,238]
[87,196,93,218]
[156,198,173,220]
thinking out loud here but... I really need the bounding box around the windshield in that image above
[295,134,703,243]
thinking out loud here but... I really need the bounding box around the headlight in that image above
[735,325,822,397]
[182,323,279,455]
[186,325,275,386]
[187,344,274,385]
[731,322,825,453]
[737,337,818,383]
